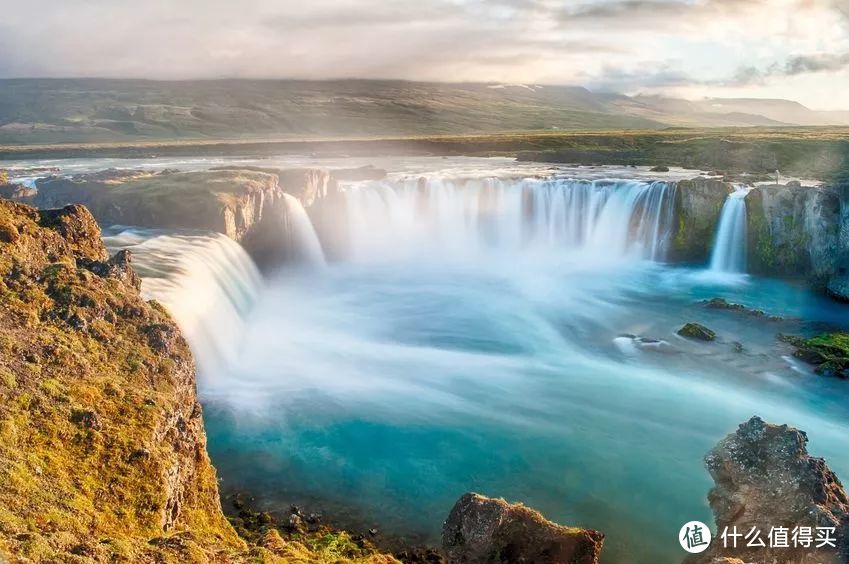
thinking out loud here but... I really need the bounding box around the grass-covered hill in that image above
[1,78,848,145]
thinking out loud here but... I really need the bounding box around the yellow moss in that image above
[0,199,399,563]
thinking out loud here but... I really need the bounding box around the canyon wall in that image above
[746,183,841,286]
[668,178,733,262]
[0,200,243,561]
[828,183,849,301]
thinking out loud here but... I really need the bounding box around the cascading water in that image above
[103,229,263,382]
[281,193,326,266]
[710,186,752,273]
[99,165,849,564]
[335,177,677,262]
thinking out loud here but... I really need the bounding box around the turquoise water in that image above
[200,257,849,563]
[87,161,848,563]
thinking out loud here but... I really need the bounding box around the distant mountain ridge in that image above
[0,78,846,145]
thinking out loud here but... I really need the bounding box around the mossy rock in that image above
[677,323,717,341]
[784,332,849,378]
[669,179,733,262]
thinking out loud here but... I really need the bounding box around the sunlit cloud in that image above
[0,0,848,108]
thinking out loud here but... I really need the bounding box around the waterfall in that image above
[281,193,326,266]
[333,177,677,262]
[709,187,752,273]
[103,229,263,383]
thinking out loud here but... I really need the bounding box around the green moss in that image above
[677,322,717,341]
[781,332,849,378]
[0,199,401,563]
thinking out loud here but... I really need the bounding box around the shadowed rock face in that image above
[701,416,849,564]
[11,168,339,270]
[829,184,849,302]
[442,493,604,564]
[746,184,840,285]
[669,179,733,262]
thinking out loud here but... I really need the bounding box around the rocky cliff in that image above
[30,170,284,241]
[699,416,849,563]
[669,178,733,262]
[15,168,338,270]
[828,183,849,301]
[746,183,840,285]
[0,200,243,561]
[0,200,396,563]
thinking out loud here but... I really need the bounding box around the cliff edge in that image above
[0,199,246,560]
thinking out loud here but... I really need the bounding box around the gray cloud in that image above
[0,0,847,112]
[728,51,849,86]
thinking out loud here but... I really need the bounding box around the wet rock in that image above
[828,183,849,302]
[442,492,604,564]
[701,298,782,321]
[288,513,305,533]
[829,274,849,303]
[678,323,717,341]
[669,179,734,262]
[650,165,670,172]
[700,416,849,563]
[614,334,674,354]
[780,332,849,378]
[746,184,840,285]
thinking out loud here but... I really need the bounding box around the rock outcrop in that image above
[0,200,242,560]
[0,199,400,562]
[10,168,339,270]
[442,493,604,563]
[828,183,849,301]
[780,332,849,378]
[669,179,733,262]
[30,169,283,241]
[700,416,849,563]
[678,322,717,341]
[746,183,840,285]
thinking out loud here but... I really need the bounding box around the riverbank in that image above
[2,127,848,183]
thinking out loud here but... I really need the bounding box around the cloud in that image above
[0,0,848,109]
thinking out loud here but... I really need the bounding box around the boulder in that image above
[700,416,849,563]
[442,493,604,563]
[678,323,717,341]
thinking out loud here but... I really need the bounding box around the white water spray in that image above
[710,186,752,273]
[281,193,326,266]
[103,229,263,382]
[334,178,677,262]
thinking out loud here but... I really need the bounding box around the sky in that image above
[1,0,849,109]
